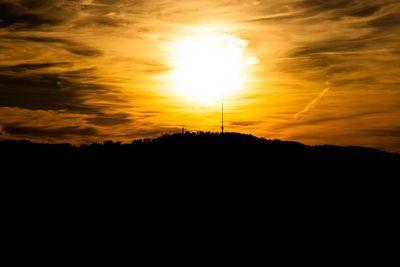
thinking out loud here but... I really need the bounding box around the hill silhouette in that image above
[2,132,397,218]
[1,132,398,176]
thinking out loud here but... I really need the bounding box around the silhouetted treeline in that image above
[2,132,398,219]
[1,132,398,175]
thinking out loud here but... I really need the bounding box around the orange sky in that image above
[1,0,400,151]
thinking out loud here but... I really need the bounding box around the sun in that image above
[171,33,256,103]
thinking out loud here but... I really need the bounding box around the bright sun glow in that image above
[171,33,256,103]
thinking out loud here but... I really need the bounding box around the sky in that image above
[0,0,400,151]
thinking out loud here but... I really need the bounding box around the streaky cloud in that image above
[3,124,98,138]
[3,35,103,57]
[0,62,71,72]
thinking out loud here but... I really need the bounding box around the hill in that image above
[1,132,397,211]
[1,132,398,173]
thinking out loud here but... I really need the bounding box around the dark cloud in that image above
[0,61,132,138]
[297,0,387,18]
[0,1,59,28]
[19,0,54,9]
[0,68,105,112]
[285,110,395,129]
[3,124,98,138]
[349,5,382,18]
[249,0,391,24]
[87,113,132,126]
[0,0,128,30]
[68,47,103,57]
[369,11,400,30]
[289,38,372,57]
[230,121,260,127]
[3,36,103,57]
[0,0,80,29]
[332,77,381,87]
[365,127,400,137]
[0,62,71,72]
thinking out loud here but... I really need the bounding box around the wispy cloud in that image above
[0,67,105,112]
[3,124,98,138]
[3,35,103,57]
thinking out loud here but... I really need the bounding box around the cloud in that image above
[3,36,103,57]
[0,1,59,29]
[0,107,101,142]
[288,110,394,129]
[289,38,372,57]
[3,124,98,138]
[0,1,73,29]
[86,113,132,126]
[0,0,132,30]
[296,0,385,17]
[0,68,105,112]
[369,9,400,31]
[365,127,400,137]
[295,87,330,119]
[269,0,400,94]
[0,0,101,29]
[0,62,71,72]
[230,121,261,127]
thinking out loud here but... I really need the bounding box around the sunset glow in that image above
[1,1,400,152]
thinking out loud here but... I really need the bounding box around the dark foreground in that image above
[1,132,398,176]
[2,132,397,235]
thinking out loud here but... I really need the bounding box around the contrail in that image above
[295,87,330,119]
